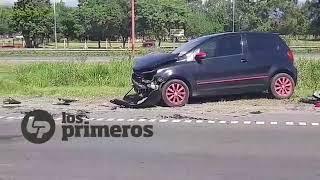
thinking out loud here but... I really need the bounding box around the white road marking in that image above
[0,116,5,119]
[4,117,16,121]
[35,115,318,129]
[172,120,181,123]
[138,119,146,122]
[256,121,265,125]
[298,122,307,126]
[149,119,157,122]
[285,122,294,126]
[159,119,168,123]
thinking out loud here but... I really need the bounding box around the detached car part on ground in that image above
[111,32,297,108]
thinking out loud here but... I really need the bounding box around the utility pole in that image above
[53,0,58,49]
[131,0,136,57]
[232,0,235,32]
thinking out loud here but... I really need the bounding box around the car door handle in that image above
[241,59,248,63]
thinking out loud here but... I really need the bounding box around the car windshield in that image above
[172,36,210,56]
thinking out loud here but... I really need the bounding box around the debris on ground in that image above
[53,98,78,105]
[250,111,263,114]
[160,114,209,121]
[110,106,118,110]
[110,88,161,108]
[76,110,89,119]
[313,91,320,99]
[299,97,318,104]
[3,97,21,105]
[299,91,320,108]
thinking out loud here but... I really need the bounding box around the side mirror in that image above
[195,52,207,63]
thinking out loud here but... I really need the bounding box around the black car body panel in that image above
[133,53,178,72]
[113,32,298,107]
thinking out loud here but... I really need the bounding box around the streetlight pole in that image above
[53,0,58,49]
[131,0,136,57]
[232,0,235,32]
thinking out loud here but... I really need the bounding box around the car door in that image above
[195,34,264,94]
[243,33,277,86]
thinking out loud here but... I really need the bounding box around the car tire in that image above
[270,73,295,99]
[161,79,190,107]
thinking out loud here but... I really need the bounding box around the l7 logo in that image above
[26,116,51,139]
[21,110,55,144]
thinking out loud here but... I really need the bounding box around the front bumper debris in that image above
[110,88,161,108]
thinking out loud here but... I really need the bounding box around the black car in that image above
[132,32,297,107]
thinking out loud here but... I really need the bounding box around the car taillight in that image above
[287,50,294,63]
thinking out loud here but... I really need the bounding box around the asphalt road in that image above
[0,111,320,180]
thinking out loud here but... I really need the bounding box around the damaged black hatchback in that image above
[112,32,297,107]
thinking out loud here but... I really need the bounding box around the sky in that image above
[0,0,307,7]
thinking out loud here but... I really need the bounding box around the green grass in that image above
[0,60,133,98]
[0,58,319,99]
[295,58,320,98]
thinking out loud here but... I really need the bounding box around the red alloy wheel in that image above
[161,79,189,107]
[274,76,293,97]
[166,83,187,105]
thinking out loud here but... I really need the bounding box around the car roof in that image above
[206,32,279,38]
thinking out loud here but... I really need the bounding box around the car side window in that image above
[215,35,242,57]
[197,39,217,58]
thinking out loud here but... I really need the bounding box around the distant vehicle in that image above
[113,32,297,107]
[142,39,156,48]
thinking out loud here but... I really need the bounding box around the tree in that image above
[115,0,130,48]
[0,7,14,36]
[138,0,188,46]
[185,0,224,37]
[56,2,82,45]
[12,0,53,48]
[78,0,123,48]
[305,0,320,38]
[233,0,308,35]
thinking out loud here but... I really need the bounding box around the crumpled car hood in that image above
[133,53,178,72]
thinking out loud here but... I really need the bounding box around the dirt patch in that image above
[0,96,317,120]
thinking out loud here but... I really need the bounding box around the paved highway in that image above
[0,111,319,180]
